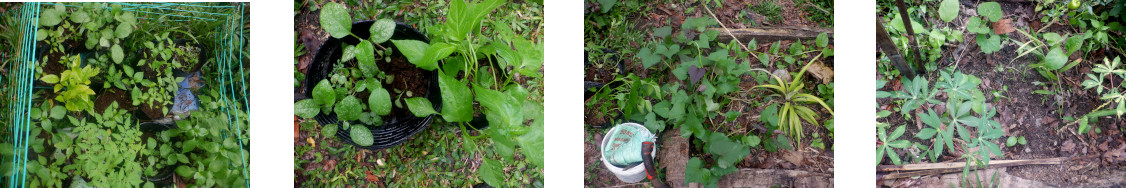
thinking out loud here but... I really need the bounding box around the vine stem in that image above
[702,4,757,60]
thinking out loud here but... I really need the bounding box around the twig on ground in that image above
[702,4,758,60]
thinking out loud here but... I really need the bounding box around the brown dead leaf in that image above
[993,19,1015,34]
[1104,143,1126,163]
[322,159,337,171]
[782,150,804,166]
[1061,140,1076,154]
[294,116,300,140]
[365,171,380,182]
[806,62,834,85]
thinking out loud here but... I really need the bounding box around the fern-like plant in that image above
[751,54,834,143]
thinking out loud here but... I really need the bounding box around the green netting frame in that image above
[4,2,249,187]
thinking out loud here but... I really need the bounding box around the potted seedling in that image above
[295,2,441,149]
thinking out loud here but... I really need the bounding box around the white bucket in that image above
[600,122,657,183]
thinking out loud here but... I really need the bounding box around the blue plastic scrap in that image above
[171,71,202,114]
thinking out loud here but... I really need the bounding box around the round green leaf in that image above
[318,2,352,39]
[350,125,373,146]
[977,2,1003,22]
[334,95,362,121]
[39,9,63,27]
[369,19,396,44]
[70,11,91,23]
[438,70,472,122]
[49,105,66,120]
[321,124,337,139]
[312,80,336,107]
[115,23,133,39]
[294,99,320,119]
[938,0,960,23]
[369,87,391,116]
[1042,47,1067,70]
[111,44,124,64]
[405,97,437,117]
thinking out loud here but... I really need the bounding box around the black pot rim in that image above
[305,20,442,150]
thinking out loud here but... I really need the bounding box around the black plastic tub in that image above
[305,20,441,150]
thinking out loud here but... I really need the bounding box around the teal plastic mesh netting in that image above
[3,2,248,187]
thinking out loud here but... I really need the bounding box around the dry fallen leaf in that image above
[306,137,315,146]
[993,18,1015,34]
[365,171,380,182]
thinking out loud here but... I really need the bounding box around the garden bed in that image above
[876,0,1126,186]
[584,0,834,187]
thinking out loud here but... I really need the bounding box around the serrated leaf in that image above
[319,2,352,39]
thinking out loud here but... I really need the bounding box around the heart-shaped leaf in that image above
[938,0,960,23]
[977,2,1003,22]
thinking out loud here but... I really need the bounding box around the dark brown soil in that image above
[584,1,835,186]
[369,53,429,121]
[138,87,168,119]
[877,1,1126,187]
[93,88,136,114]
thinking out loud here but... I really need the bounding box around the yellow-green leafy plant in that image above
[751,54,833,143]
[40,55,100,112]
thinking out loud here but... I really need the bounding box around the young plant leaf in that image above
[319,2,352,39]
[111,44,124,64]
[368,18,396,44]
[369,87,391,116]
[939,0,960,23]
[356,40,379,77]
[313,80,336,108]
[334,95,362,121]
[405,97,437,117]
[438,70,472,122]
[294,99,320,119]
[977,2,1003,22]
[350,125,373,146]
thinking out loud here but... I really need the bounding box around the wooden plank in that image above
[659,130,689,188]
[716,168,834,188]
[877,157,1071,172]
[708,27,832,44]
